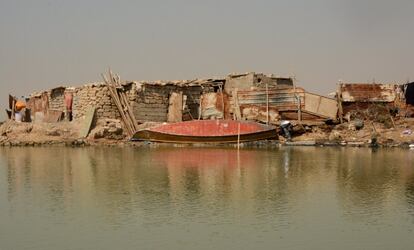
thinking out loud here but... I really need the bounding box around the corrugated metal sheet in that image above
[236,87,305,111]
[340,83,396,102]
[231,87,337,121]
[229,87,305,122]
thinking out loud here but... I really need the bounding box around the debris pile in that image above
[89,119,125,140]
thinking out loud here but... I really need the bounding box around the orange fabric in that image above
[15,100,26,111]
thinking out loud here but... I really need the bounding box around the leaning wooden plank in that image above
[11,99,16,120]
[103,69,140,136]
[106,82,133,135]
[167,92,183,122]
[119,90,138,129]
[79,107,96,138]
[117,90,135,134]
[232,89,242,120]
[113,75,139,130]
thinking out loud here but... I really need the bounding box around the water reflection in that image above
[1,147,412,220]
[0,146,414,249]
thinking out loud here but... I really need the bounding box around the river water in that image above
[0,146,413,250]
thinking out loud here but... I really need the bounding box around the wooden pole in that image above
[198,95,203,120]
[103,69,140,137]
[237,122,240,150]
[103,72,134,136]
[219,84,225,119]
[266,83,269,124]
[297,96,302,123]
[337,82,344,123]
[293,76,301,123]
[232,89,241,120]
[11,99,16,120]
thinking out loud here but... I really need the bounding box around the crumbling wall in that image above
[224,72,293,93]
[48,87,66,112]
[339,83,399,119]
[200,92,229,120]
[131,83,213,122]
[72,83,120,121]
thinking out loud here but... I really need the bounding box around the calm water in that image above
[0,146,413,250]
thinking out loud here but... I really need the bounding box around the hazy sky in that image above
[1,0,413,121]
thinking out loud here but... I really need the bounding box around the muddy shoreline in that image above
[1,135,413,149]
[1,119,413,149]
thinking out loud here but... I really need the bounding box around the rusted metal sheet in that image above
[26,92,49,115]
[132,120,277,143]
[304,92,337,119]
[340,83,397,102]
[231,87,305,121]
[200,92,228,120]
[231,87,335,121]
[236,87,305,111]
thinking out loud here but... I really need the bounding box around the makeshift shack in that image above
[131,79,225,122]
[221,72,337,124]
[337,83,400,123]
[15,72,338,129]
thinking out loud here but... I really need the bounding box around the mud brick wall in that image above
[48,88,65,112]
[44,82,216,123]
[72,84,120,121]
[131,84,214,122]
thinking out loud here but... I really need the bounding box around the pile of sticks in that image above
[102,70,139,137]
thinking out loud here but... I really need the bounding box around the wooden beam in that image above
[232,89,242,120]
[337,83,344,123]
[266,83,269,124]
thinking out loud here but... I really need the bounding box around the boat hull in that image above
[132,120,277,144]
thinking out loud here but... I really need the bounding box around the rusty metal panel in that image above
[340,83,396,102]
[236,87,305,111]
[201,92,225,120]
[228,87,311,122]
[304,92,337,119]
[26,92,49,115]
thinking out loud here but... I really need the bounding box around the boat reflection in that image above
[1,147,414,225]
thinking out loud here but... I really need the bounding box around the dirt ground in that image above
[1,118,413,147]
[292,118,414,147]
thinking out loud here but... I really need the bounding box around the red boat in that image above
[132,120,277,143]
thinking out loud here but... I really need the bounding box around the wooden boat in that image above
[132,120,277,143]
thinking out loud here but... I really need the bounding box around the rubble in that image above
[89,119,125,140]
